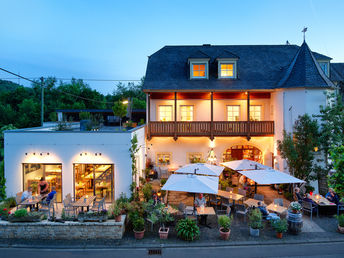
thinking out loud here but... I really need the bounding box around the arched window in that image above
[222,145,262,163]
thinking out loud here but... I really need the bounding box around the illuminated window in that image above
[227,105,240,121]
[250,105,262,121]
[159,105,173,121]
[180,105,194,121]
[191,63,207,78]
[187,152,204,163]
[157,153,171,166]
[218,61,236,79]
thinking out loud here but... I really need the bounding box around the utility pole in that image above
[40,77,44,126]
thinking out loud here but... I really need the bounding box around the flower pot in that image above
[249,227,260,237]
[219,227,231,240]
[115,215,122,222]
[134,229,145,240]
[159,227,169,239]
[338,225,344,234]
[276,232,283,239]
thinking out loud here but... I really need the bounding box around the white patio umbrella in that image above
[237,169,305,185]
[175,163,224,177]
[221,159,271,171]
[161,174,219,194]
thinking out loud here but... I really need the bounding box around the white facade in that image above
[4,126,145,201]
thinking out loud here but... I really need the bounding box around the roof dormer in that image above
[216,50,239,79]
[188,50,210,80]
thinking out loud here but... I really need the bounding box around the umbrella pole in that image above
[254,182,257,194]
[193,193,196,213]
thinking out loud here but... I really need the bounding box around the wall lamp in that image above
[80,152,88,156]
[95,152,102,156]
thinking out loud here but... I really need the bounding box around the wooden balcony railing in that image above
[147,121,274,139]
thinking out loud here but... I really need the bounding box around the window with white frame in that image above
[249,105,262,121]
[159,105,173,121]
[180,105,194,121]
[190,62,208,79]
[318,61,329,77]
[157,153,171,166]
[227,105,240,121]
[218,60,237,79]
[187,152,204,163]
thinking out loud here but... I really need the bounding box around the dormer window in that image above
[190,60,208,79]
[318,61,329,77]
[218,60,237,79]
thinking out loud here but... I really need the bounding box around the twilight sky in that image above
[1,0,343,94]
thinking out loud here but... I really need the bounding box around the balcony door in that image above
[222,145,263,163]
[74,164,114,202]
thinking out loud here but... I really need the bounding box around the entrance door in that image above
[222,145,262,163]
[74,164,114,202]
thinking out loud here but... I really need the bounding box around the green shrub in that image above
[283,191,294,201]
[14,209,28,218]
[218,215,232,232]
[132,217,145,232]
[219,179,229,190]
[176,218,200,241]
[336,214,344,227]
[272,219,288,233]
[142,183,153,201]
[160,178,167,186]
[4,197,17,208]
[248,208,263,229]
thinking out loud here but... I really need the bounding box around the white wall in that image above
[146,136,274,169]
[4,127,145,200]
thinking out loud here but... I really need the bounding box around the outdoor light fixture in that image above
[207,148,217,164]
[95,152,102,156]
[314,146,319,152]
[122,100,129,105]
[33,153,36,155]
[25,153,28,156]
[80,152,88,156]
[209,140,215,148]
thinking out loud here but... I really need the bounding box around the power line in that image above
[0,76,141,82]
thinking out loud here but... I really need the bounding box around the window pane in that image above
[249,106,261,121]
[181,106,193,121]
[220,63,234,78]
[157,154,171,165]
[227,105,240,121]
[159,105,172,121]
[192,63,206,78]
[94,164,113,202]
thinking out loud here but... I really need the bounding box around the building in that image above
[4,123,145,202]
[143,41,335,192]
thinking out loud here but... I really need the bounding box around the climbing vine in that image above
[129,133,139,200]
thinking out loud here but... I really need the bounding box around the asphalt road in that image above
[1,241,344,258]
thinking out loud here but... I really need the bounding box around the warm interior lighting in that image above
[220,63,234,77]
[192,64,206,77]
[207,148,217,164]
[314,146,319,152]
[209,140,215,148]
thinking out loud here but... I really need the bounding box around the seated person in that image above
[152,193,161,206]
[44,187,56,204]
[194,193,207,224]
[257,202,279,221]
[303,194,318,212]
[293,187,303,204]
[21,186,32,202]
[325,188,340,205]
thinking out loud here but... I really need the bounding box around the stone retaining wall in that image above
[0,215,126,240]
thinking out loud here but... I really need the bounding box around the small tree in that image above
[277,114,319,183]
[112,100,127,130]
[329,145,344,197]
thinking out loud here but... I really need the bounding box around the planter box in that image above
[78,214,108,223]
[8,215,43,223]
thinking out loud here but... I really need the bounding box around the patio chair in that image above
[220,197,232,210]
[63,194,77,216]
[226,187,234,192]
[302,200,318,220]
[235,204,249,222]
[39,194,56,219]
[91,197,106,212]
[254,194,264,201]
[274,198,284,207]
[338,203,344,216]
[15,192,25,210]
[208,194,221,210]
[238,188,247,197]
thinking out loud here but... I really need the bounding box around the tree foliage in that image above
[277,114,319,182]
[329,146,344,197]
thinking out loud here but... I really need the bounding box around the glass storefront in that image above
[23,163,62,202]
[74,164,113,202]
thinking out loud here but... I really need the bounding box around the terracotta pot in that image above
[338,225,344,234]
[134,229,145,240]
[219,227,231,240]
[276,232,283,239]
[159,227,169,239]
[115,215,122,222]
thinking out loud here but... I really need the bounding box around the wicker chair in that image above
[39,194,56,219]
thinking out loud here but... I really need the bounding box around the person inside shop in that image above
[38,177,49,196]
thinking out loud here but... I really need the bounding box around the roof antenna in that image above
[302,27,308,42]
[286,40,290,45]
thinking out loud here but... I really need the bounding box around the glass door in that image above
[94,165,113,202]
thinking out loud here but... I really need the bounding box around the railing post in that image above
[210,92,214,140]
[174,92,178,141]
[246,91,251,141]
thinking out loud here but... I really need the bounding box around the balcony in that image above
[147,121,274,139]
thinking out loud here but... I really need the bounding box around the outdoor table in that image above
[244,198,265,208]
[266,203,287,215]
[20,195,42,211]
[164,205,179,214]
[72,195,96,212]
[217,190,244,206]
[196,206,215,228]
[311,194,336,207]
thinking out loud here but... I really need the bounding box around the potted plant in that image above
[176,218,200,241]
[287,202,303,235]
[0,208,11,221]
[218,215,232,240]
[133,216,145,240]
[248,208,262,237]
[112,204,122,222]
[272,219,288,238]
[158,208,174,239]
[8,209,44,222]
[289,201,302,214]
[336,214,344,234]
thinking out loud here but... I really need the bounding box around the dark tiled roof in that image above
[331,63,344,82]
[143,44,332,91]
[277,42,334,88]
[216,50,240,59]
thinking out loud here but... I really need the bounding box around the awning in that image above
[221,159,271,171]
[175,163,224,177]
[237,169,305,185]
[161,174,219,194]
